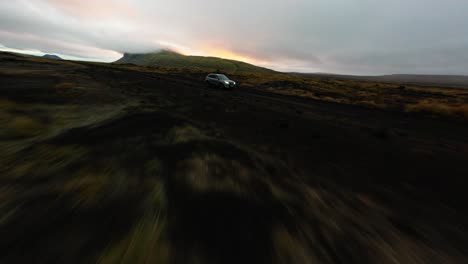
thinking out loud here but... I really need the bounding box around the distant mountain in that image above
[115,50,275,74]
[294,73,468,88]
[42,54,62,60]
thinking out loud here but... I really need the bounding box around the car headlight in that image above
[224,81,229,84]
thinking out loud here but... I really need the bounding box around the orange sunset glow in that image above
[200,49,258,64]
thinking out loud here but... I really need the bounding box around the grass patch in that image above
[167,125,205,143]
[98,183,168,264]
[406,99,468,119]
[98,212,169,264]
[55,82,75,89]
[0,115,44,139]
[359,100,387,109]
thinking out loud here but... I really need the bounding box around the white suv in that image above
[205,74,237,89]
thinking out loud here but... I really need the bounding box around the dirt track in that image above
[125,68,468,204]
[1,53,468,263]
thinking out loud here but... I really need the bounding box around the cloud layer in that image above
[1,0,467,74]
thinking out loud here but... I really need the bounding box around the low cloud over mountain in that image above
[1,0,467,74]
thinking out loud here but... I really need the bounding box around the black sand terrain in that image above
[1,52,468,263]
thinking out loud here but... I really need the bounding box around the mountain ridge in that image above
[42,54,62,60]
[114,50,275,74]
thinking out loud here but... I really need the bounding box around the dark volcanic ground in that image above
[1,53,468,263]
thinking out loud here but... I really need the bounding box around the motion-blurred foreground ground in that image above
[1,53,468,263]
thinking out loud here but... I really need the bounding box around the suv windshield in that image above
[217,75,229,81]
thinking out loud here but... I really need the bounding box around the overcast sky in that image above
[1,0,468,75]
